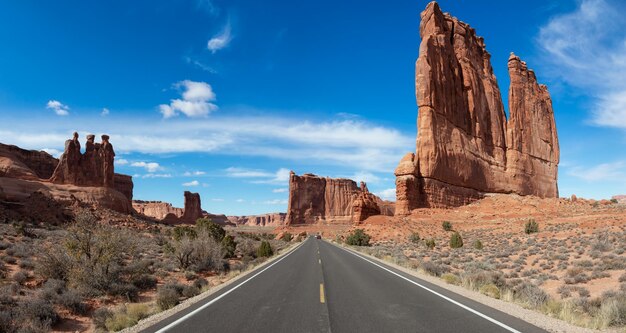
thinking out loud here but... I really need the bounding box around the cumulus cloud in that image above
[101,108,110,116]
[131,161,161,173]
[538,0,626,128]
[159,80,218,118]
[182,180,200,187]
[46,100,70,116]
[115,158,129,166]
[207,23,232,53]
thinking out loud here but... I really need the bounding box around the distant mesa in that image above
[135,191,233,226]
[227,213,286,227]
[285,171,394,225]
[395,2,559,214]
[0,133,133,214]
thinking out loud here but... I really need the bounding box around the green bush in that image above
[473,239,483,250]
[221,235,237,258]
[525,219,539,234]
[442,221,453,231]
[424,238,436,249]
[256,241,273,258]
[173,226,197,241]
[282,233,293,242]
[408,232,420,244]
[345,229,371,246]
[610,198,618,204]
[196,218,225,241]
[450,232,463,248]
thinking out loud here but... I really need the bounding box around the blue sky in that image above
[1,0,625,215]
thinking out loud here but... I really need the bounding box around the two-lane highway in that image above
[142,237,546,333]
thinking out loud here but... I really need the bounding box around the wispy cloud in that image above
[272,188,288,193]
[131,161,161,173]
[41,148,62,158]
[537,0,626,128]
[566,161,626,182]
[115,158,129,166]
[136,173,172,179]
[46,100,70,116]
[183,171,206,176]
[159,80,218,118]
[207,23,232,53]
[226,167,290,184]
[184,56,217,73]
[264,199,287,205]
[182,180,200,187]
[211,198,224,202]
[0,114,412,172]
[348,171,380,185]
[375,188,396,201]
[101,108,110,116]
[196,0,219,15]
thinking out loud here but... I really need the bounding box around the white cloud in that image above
[227,167,291,184]
[235,199,245,203]
[159,80,218,118]
[184,56,217,73]
[538,0,626,128]
[272,188,288,193]
[139,173,172,179]
[115,158,129,166]
[0,114,412,172]
[207,23,232,53]
[131,161,161,173]
[183,171,206,176]
[41,148,62,158]
[46,100,70,116]
[264,199,287,205]
[566,161,626,182]
[183,180,200,186]
[375,188,396,201]
[349,171,380,185]
[101,108,110,116]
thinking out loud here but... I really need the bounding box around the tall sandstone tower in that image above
[395,2,559,215]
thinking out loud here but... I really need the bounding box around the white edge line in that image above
[154,240,307,333]
[335,243,523,333]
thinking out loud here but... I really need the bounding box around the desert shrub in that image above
[256,241,273,258]
[596,293,626,327]
[57,290,87,315]
[182,285,200,298]
[480,284,501,299]
[109,283,139,302]
[578,287,590,298]
[409,232,420,244]
[35,243,72,281]
[132,274,158,290]
[191,229,224,272]
[592,234,611,252]
[282,233,293,242]
[196,218,225,241]
[442,273,460,285]
[424,238,436,249]
[157,287,180,310]
[524,219,539,234]
[185,271,197,281]
[93,307,113,329]
[345,229,371,247]
[610,198,618,204]
[0,311,12,333]
[17,298,59,330]
[514,282,548,308]
[442,221,453,231]
[0,261,6,279]
[19,259,34,270]
[105,303,152,331]
[193,278,208,290]
[422,261,446,277]
[449,232,463,249]
[13,270,28,285]
[238,238,257,259]
[0,241,8,250]
[172,226,197,241]
[473,240,483,250]
[221,235,237,258]
[168,236,195,269]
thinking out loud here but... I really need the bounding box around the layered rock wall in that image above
[227,213,287,227]
[0,144,58,180]
[395,2,559,214]
[285,172,393,224]
[132,200,183,220]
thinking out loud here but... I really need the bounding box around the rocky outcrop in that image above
[285,172,393,224]
[114,174,133,202]
[132,200,183,220]
[352,182,381,223]
[0,144,58,180]
[227,213,286,227]
[181,191,202,223]
[395,2,559,214]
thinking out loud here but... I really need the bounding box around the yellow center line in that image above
[320,283,325,303]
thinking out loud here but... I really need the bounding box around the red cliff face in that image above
[227,213,287,227]
[395,2,559,214]
[285,172,394,224]
[132,200,184,220]
[181,191,203,223]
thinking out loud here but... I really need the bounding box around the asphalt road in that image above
[142,237,547,333]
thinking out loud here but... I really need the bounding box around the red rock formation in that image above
[352,182,381,223]
[114,174,133,202]
[132,200,183,220]
[181,191,202,223]
[395,2,559,214]
[0,143,58,180]
[227,213,287,227]
[285,172,393,224]
[49,133,117,188]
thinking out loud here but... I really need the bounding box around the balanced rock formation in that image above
[227,213,286,227]
[395,2,559,214]
[132,200,184,220]
[285,172,394,224]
